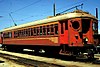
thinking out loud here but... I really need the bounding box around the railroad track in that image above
[0,49,100,67]
[0,52,63,67]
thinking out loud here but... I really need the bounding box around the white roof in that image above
[0,10,97,32]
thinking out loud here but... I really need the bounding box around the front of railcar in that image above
[59,10,98,59]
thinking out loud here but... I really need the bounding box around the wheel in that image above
[86,49,94,59]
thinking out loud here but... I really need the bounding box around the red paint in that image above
[59,20,68,44]
[0,33,3,44]
[1,18,95,48]
[0,37,2,44]
[68,18,82,46]
[3,37,59,46]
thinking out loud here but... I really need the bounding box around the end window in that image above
[72,21,80,29]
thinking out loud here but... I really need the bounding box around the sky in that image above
[0,0,100,33]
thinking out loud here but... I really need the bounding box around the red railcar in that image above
[0,10,98,58]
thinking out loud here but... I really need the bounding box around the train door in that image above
[59,20,68,44]
[68,18,82,46]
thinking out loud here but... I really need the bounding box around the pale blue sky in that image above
[0,0,100,33]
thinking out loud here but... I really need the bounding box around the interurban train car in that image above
[0,10,98,58]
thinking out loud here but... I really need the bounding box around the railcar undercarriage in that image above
[59,44,97,59]
[1,44,60,55]
[1,44,96,59]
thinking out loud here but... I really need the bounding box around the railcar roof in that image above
[0,10,97,32]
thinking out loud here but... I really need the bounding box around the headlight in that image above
[85,38,88,41]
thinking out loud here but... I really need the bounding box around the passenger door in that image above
[59,20,68,44]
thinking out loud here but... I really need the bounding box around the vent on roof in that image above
[73,10,89,14]
[47,16,54,18]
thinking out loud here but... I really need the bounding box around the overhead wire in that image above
[8,0,42,26]
[8,0,90,23]
[56,0,87,11]
[17,0,87,22]
[11,0,42,13]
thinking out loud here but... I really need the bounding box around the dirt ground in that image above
[0,57,26,67]
[0,56,100,67]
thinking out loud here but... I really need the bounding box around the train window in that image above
[4,33,8,38]
[4,33,7,38]
[14,31,17,38]
[14,31,15,38]
[20,30,21,37]
[20,30,22,37]
[9,32,12,38]
[40,26,42,35]
[17,31,19,37]
[25,29,27,36]
[34,27,36,36]
[82,19,90,33]
[61,22,64,34]
[15,31,17,38]
[3,33,6,38]
[31,28,33,36]
[47,25,50,35]
[50,24,54,35]
[25,29,28,36]
[72,21,79,29]
[18,30,20,37]
[4,32,12,38]
[28,28,31,36]
[20,30,23,37]
[27,28,30,36]
[65,20,68,30]
[16,31,18,37]
[16,31,18,38]
[22,30,24,37]
[3,33,5,38]
[55,24,58,34]
[93,22,98,31]
[23,29,26,36]
[26,29,29,36]
[37,27,39,35]
[43,26,46,35]
[26,29,28,36]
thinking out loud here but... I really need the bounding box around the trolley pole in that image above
[9,13,17,26]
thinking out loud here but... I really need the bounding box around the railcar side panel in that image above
[3,36,59,46]
[0,37,2,44]
[0,33,3,44]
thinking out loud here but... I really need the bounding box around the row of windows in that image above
[14,24,58,38]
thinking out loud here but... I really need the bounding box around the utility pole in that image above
[96,8,99,34]
[53,3,56,16]
[96,8,98,19]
